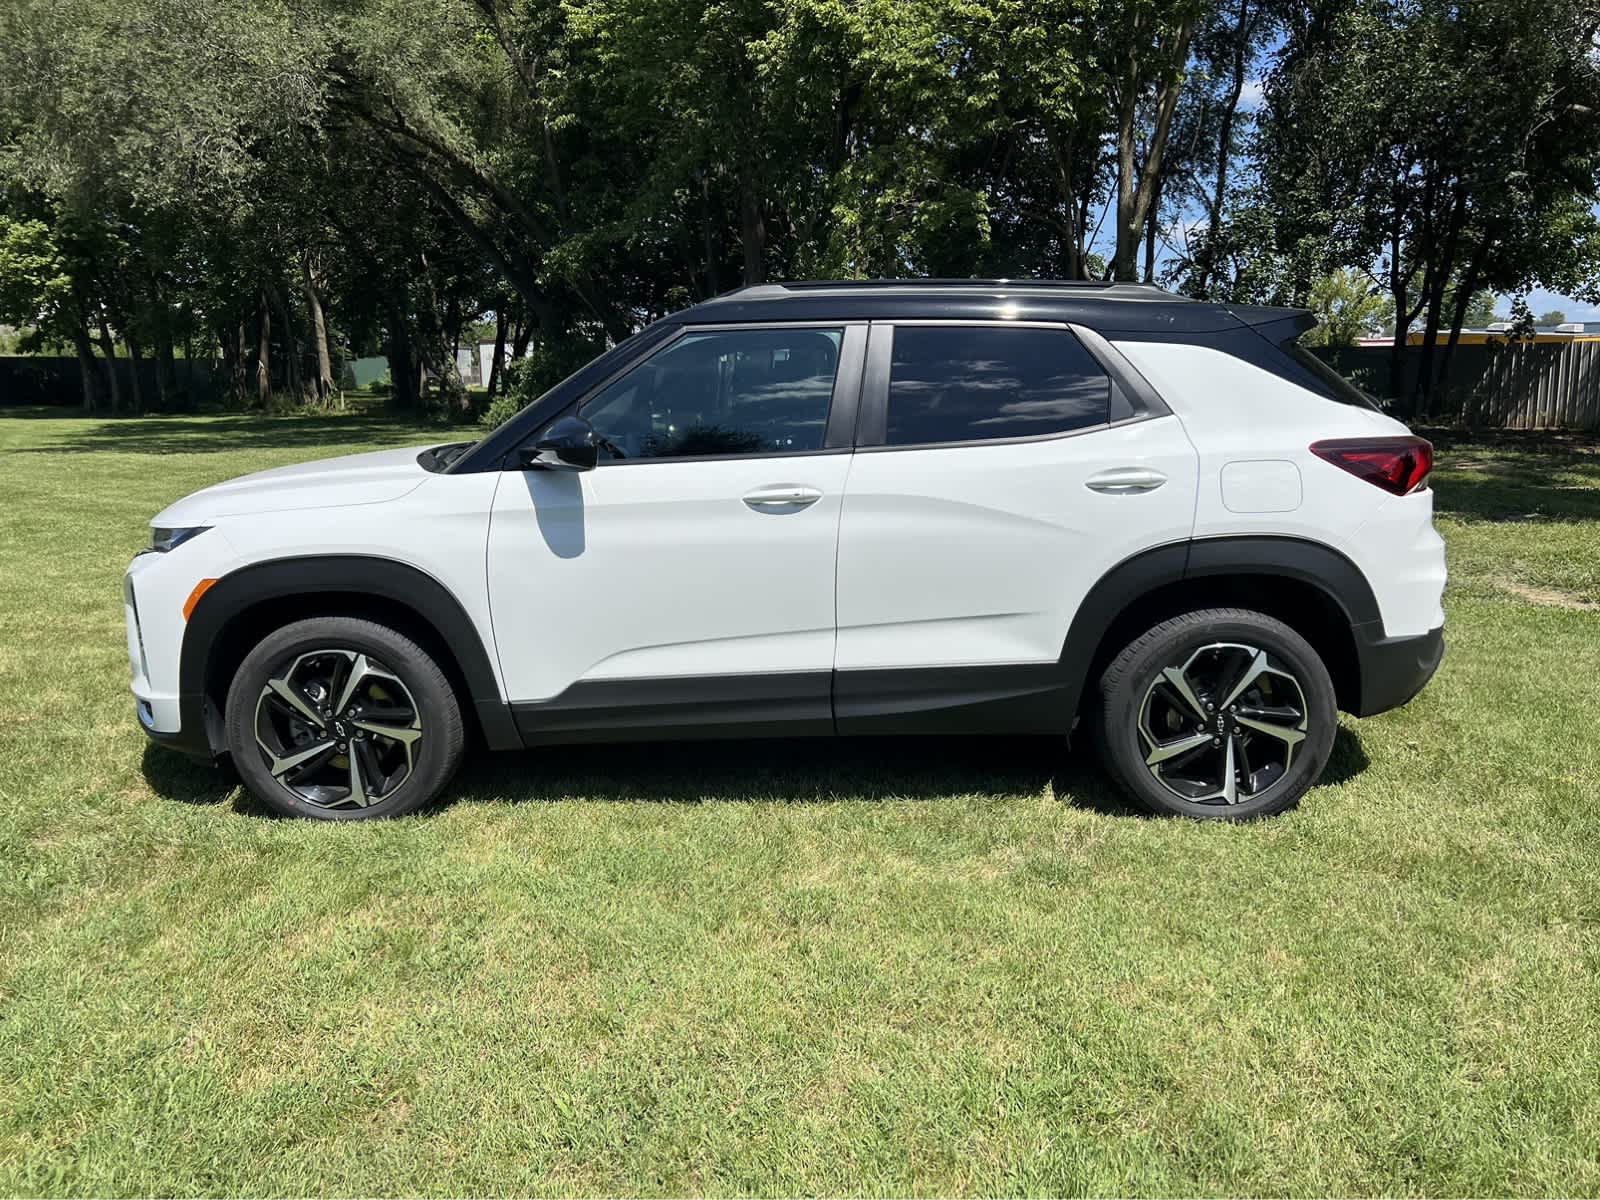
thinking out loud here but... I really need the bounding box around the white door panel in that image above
[836,416,1198,670]
[488,456,851,701]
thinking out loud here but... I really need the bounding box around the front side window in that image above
[577,327,842,460]
[885,325,1111,446]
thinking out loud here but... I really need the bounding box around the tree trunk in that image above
[1143,173,1162,283]
[1051,133,1082,280]
[740,173,766,285]
[124,333,145,414]
[702,172,722,296]
[512,309,532,361]
[269,283,303,403]
[486,307,508,400]
[256,291,272,408]
[1112,18,1195,281]
[155,323,179,410]
[95,316,122,413]
[301,254,335,406]
[1411,192,1468,418]
[385,304,419,411]
[1192,0,1253,298]
[1438,252,1483,423]
[71,326,100,412]
[224,322,250,406]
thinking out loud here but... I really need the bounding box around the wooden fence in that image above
[1316,341,1600,430]
[1461,341,1600,430]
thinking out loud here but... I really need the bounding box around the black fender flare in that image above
[177,555,521,757]
[1057,535,1380,716]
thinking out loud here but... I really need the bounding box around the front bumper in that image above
[124,533,241,762]
[1353,623,1444,717]
[138,712,215,760]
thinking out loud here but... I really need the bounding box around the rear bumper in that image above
[1353,624,1444,717]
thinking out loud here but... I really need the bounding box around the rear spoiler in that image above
[1227,305,1316,345]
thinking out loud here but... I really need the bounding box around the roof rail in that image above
[775,278,1123,290]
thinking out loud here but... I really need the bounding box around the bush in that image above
[480,390,525,430]
[479,329,607,428]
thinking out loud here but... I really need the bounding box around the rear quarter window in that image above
[1286,340,1382,411]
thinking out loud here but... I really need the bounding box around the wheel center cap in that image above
[332,719,348,739]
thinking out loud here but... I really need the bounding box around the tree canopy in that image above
[0,0,1596,417]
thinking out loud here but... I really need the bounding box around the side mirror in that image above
[521,415,599,472]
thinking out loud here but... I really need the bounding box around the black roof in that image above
[672,278,1272,333]
[451,279,1313,473]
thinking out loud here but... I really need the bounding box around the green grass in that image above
[2,408,1599,1196]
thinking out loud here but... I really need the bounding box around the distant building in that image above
[1357,326,1600,347]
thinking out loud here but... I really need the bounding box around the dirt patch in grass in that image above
[1496,578,1600,612]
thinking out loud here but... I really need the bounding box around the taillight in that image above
[1309,436,1432,496]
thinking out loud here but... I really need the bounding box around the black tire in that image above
[1094,608,1337,820]
[224,616,465,820]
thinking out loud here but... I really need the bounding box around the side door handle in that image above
[1085,467,1168,495]
[743,485,823,512]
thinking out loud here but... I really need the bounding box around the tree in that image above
[1163,0,1281,296]
[1103,0,1207,281]
[1460,290,1499,329]
[1260,0,1600,413]
[1302,268,1392,347]
[1537,309,1569,327]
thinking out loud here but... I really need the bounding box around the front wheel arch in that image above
[180,556,521,758]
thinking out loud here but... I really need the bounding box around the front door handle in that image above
[743,485,823,512]
[1085,467,1168,495]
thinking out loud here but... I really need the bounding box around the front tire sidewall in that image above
[225,618,464,820]
[1099,612,1338,820]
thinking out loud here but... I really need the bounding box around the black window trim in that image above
[517,319,868,468]
[853,319,1173,454]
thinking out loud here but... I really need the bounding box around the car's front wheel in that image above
[224,616,465,820]
[1094,608,1338,819]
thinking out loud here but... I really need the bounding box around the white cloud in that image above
[1238,79,1264,111]
[1520,287,1599,323]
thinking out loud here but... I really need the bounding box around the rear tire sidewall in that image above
[224,617,464,820]
[1097,610,1338,820]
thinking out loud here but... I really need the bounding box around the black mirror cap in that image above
[522,415,599,471]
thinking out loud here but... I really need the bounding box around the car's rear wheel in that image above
[1094,608,1337,819]
[224,616,465,820]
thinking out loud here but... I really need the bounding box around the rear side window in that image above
[885,325,1111,446]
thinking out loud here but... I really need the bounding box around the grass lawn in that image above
[2,408,1599,1196]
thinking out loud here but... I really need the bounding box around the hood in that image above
[152,445,438,526]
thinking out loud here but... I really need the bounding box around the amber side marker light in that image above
[183,578,218,621]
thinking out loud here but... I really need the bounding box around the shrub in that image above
[479,329,607,428]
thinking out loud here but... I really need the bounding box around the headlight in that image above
[149,526,211,553]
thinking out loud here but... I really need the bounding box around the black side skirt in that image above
[513,671,834,744]
[511,664,1074,745]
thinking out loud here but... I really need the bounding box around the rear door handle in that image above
[743,485,822,511]
[1085,467,1167,495]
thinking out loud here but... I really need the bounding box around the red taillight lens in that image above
[1309,436,1433,496]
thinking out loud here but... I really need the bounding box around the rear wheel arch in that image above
[1062,537,1377,719]
[180,556,520,757]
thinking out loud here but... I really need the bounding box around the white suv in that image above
[126,280,1445,820]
